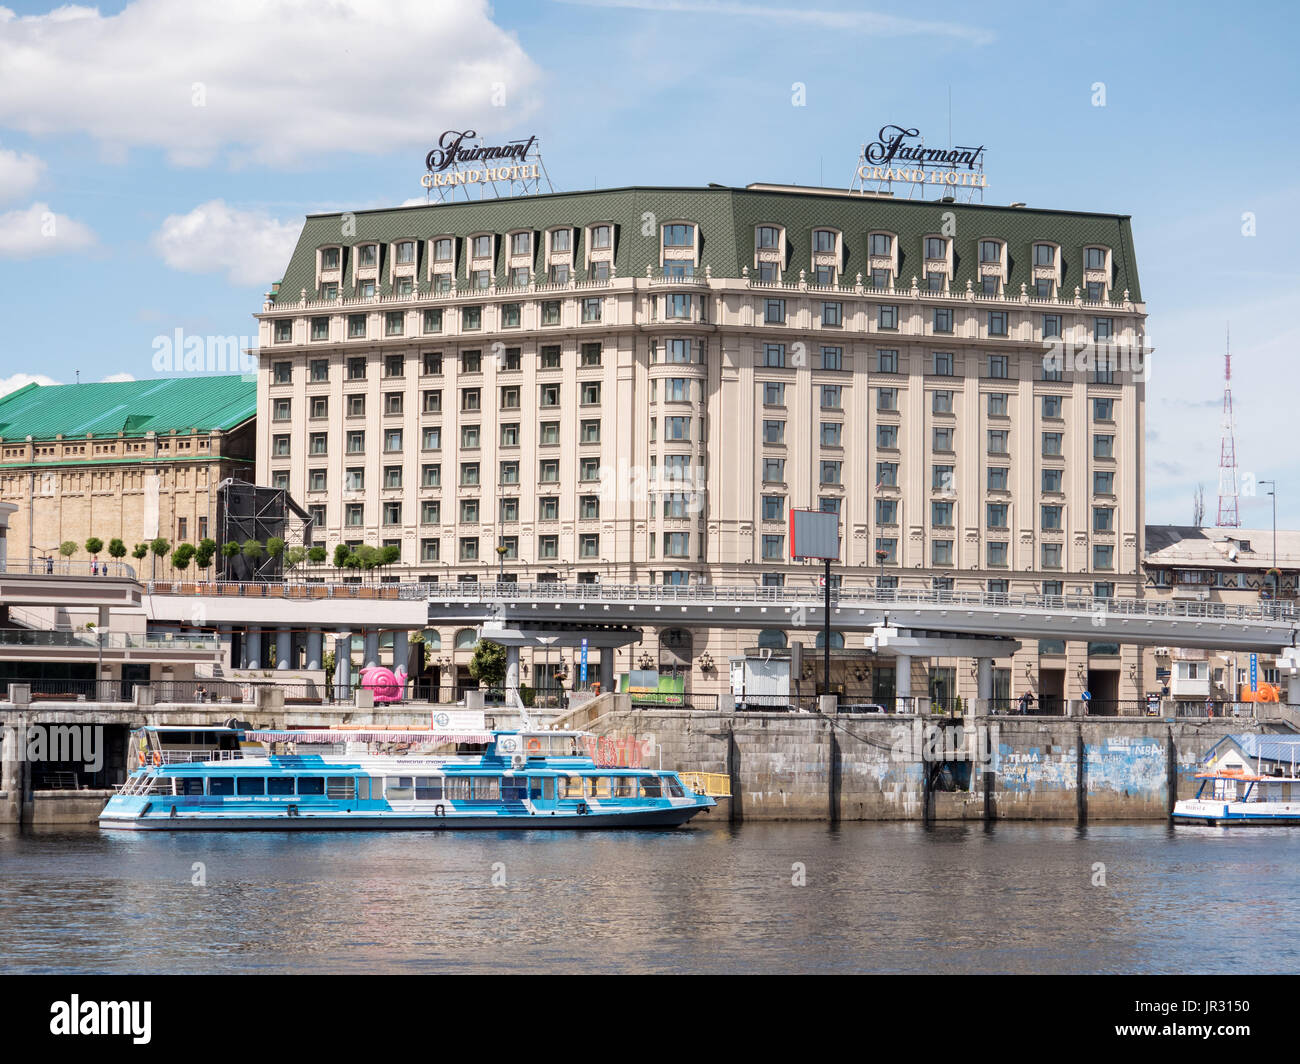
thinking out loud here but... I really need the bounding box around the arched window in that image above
[814,631,845,649]
[757,629,788,649]
[454,628,477,650]
[422,630,442,651]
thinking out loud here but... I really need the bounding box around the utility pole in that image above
[1261,480,1278,595]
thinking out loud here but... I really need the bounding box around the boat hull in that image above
[1172,798,1300,826]
[99,806,710,831]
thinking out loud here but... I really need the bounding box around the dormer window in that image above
[510,232,531,256]
[551,228,571,253]
[321,247,340,270]
[590,225,612,250]
[663,224,694,247]
[814,230,837,254]
[1033,243,1055,267]
[433,238,453,262]
[472,234,493,258]
[757,226,781,249]
[1085,246,1108,270]
[870,233,893,256]
[396,241,415,265]
[979,240,1002,263]
[925,237,946,260]
[359,244,378,268]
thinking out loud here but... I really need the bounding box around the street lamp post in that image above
[1261,480,1278,596]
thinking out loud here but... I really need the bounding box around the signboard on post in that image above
[581,638,589,687]
[789,509,840,561]
[1250,653,1258,693]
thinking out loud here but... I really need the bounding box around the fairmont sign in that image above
[421,129,541,189]
[857,124,987,190]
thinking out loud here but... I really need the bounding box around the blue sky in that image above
[0,0,1296,527]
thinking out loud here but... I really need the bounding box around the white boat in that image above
[1173,734,1300,825]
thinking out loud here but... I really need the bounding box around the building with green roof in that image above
[255,180,1148,707]
[0,376,256,568]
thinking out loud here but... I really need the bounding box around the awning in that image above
[243,729,493,745]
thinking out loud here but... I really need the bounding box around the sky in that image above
[0,0,1295,528]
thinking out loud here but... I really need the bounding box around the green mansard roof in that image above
[270,183,1142,304]
[0,375,257,443]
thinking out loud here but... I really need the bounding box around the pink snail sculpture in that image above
[359,665,409,703]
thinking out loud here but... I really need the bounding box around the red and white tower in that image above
[1217,326,1240,528]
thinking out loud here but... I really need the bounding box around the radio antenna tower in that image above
[1216,325,1240,527]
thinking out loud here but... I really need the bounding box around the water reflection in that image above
[1,822,1298,974]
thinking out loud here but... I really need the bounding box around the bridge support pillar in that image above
[896,653,912,712]
[305,631,323,671]
[363,630,379,669]
[334,633,352,695]
[505,644,520,689]
[599,650,614,693]
[244,628,261,670]
[275,626,292,670]
[392,630,409,675]
[977,657,993,713]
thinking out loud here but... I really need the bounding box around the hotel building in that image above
[256,183,1147,704]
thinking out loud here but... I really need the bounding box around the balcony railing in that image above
[1,560,137,579]
[0,628,222,651]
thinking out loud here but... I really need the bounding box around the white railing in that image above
[1,559,137,579]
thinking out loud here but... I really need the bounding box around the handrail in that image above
[1,559,137,579]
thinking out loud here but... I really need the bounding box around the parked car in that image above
[840,702,888,714]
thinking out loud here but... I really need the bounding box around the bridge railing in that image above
[137,577,1299,626]
[1,559,137,579]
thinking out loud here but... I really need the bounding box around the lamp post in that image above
[1261,480,1278,596]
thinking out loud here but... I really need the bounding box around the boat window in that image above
[543,778,555,801]
[358,778,371,800]
[236,777,266,795]
[267,777,295,795]
[327,777,356,800]
[587,777,611,799]
[445,777,472,800]
[178,777,205,796]
[208,777,235,796]
[529,777,545,800]
[640,776,663,798]
[664,776,686,798]
[472,777,500,801]
[502,776,528,801]
[297,777,325,796]
[415,776,443,800]
[561,775,584,798]
[612,776,635,798]
[385,777,413,800]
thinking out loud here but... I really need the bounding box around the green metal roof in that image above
[0,375,257,443]
[270,184,1142,304]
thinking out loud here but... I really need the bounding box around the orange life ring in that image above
[526,738,541,754]
[138,751,146,767]
[151,752,162,766]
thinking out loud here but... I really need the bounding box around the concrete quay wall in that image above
[585,708,1268,823]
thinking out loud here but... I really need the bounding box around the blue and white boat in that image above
[99,725,716,830]
[1173,733,1300,826]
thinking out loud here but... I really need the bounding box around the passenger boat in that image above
[99,725,716,830]
[1173,734,1300,825]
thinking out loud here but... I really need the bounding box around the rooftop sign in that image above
[854,124,987,199]
[420,129,545,198]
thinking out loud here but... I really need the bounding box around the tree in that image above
[354,544,379,580]
[132,543,149,561]
[172,542,196,572]
[379,544,401,570]
[84,537,104,556]
[148,537,171,580]
[333,543,350,572]
[195,538,216,574]
[266,536,286,562]
[108,538,127,561]
[221,541,241,559]
[308,545,328,567]
[285,545,307,578]
[241,539,266,566]
[59,541,77,558]
[468,640,508,688]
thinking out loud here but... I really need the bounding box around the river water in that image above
[1,822,1297,974]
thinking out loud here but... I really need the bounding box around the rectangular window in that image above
[385,311,404,337]
[877,387,897,411]
[988,430,1009,455]
[1042,432,1063,457]
[876,462,898,488]
[822,302,842,327]
[764,299,786,324]
[878,305,898,330]
[987,467,1007,491]
[1042,543,1063,569]
[987,392,1008,416]
[875,498,898,525]
[1042,468,1063,493]
[878,425,899,449]
[932,464,954,491]
[1042,395,1063,418]
[932,540,953,566]
[821,346,843,371]
[932,352,953,376]
[1093,434,1114,459]
[988,312,1008,336]
[933,307,953,333]
[1041,505,1062,530]
[763,343,785,368]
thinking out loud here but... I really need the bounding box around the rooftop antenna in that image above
[1217,324,1240,527]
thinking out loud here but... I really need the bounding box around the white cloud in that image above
[555,0,994,44]
[0,146,44,202]
[0,201,96,258]
[100,372,135,383]
[0,372,60,397]
[151,200,302,286]
[0,0,543,167]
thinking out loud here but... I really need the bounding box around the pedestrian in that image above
[1018,690,1035,715]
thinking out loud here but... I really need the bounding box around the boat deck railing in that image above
[678,772,731,798]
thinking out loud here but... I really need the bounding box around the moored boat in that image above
[99,725,716,830]
[1173,733,1300,826]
